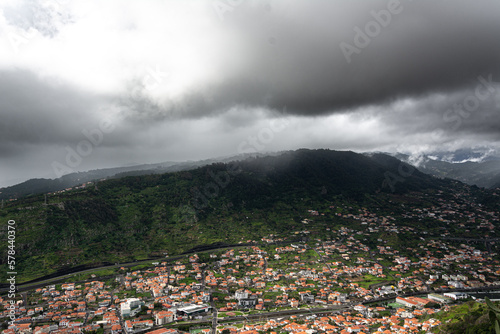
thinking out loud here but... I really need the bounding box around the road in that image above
[212,285,500,327]
[210,297,217,334]
[311,246,336,277]
[1,240,302,293]
[16,284,500,332]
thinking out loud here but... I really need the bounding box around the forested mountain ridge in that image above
[0,149,496,283]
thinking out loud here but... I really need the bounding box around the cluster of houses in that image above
[217,310,443,333]
[2,185,499,334]
[1,232,495,334]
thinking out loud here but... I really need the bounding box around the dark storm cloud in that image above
[2,0,500,187]
[129,0,500,119]
[0,70,110,185]
[268,0,499,114]
[0,70,107,149]
[369,81,500,144]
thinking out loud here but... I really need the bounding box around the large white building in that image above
[120,298,144,317]
[235,289,249,300]
[155,311,175,325]
[176,304,211,319]
[444,292,468,300]
[396,297,419,308]
[428,294,452,304]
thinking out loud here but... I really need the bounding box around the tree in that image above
[486,297,500,334]
[426,301,441,309]
[177,325,191,332]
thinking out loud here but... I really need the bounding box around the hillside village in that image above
[2,0,500,331]
[2,181,500,334]
[2,214,499,333]
[1,234,495,334]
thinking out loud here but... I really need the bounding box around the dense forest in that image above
[0,149,496,283]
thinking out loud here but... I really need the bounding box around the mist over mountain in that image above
[393,151,500,189]
[0,149,465,281]
[0,153,274,200]
[4,147,500,202]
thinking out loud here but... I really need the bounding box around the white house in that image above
[444,292,468,300]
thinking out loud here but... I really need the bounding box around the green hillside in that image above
[432,300,495,333]
[0,149,477,282]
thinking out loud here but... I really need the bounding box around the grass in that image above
[189,329,211,334]
[129,264,152,271]
[356,274,387,289]
[387,302,405,309]
[218,311,245,318]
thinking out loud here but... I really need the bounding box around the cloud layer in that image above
[1,0,500,187]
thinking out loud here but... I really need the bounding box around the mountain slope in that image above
[0,153,274,200]
[420,159,500,189]
[394,153,500,189]
[0,149,463,282]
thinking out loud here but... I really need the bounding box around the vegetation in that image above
[433,301,495,333]
[0,149,496,283]
[486,297,500,334]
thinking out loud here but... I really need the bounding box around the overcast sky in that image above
[1,0,500,187]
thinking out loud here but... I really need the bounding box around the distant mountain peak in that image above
[387,150,500,189]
